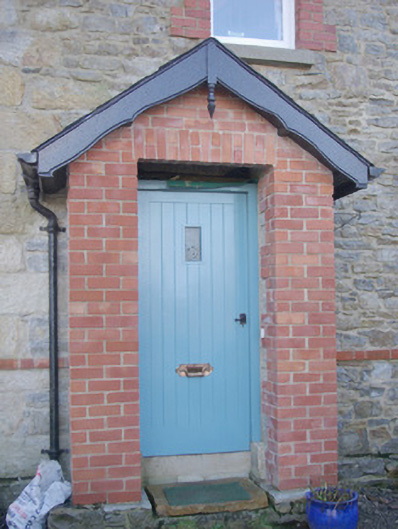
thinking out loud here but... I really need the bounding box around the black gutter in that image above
[18,152,65,461]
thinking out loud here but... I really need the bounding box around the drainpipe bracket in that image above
[40,225,66,233]
[41,448,69,460]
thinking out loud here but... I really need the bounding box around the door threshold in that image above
[145,477,269,517]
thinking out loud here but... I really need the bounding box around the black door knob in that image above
[234,313,247,326]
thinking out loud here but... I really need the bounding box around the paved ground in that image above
[2,485,398,528]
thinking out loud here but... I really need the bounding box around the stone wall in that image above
[0,0,397,485]
[338,360,398,482]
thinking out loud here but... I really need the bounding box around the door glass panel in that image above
[185,226,201,262]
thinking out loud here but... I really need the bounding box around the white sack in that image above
[6,460,72,529]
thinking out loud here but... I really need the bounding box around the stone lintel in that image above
[224,43,317,67]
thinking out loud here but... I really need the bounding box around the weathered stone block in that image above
[0,236,23,272]
[131,15,160,34]
[0,66,24,106]
[369,427,392,449]
[0,370,50,476]
[363,387,385,398]
[380,439,398,454]
[0,111,60,151]
[339,457,385,480]
[338,33,358,54]
[79,55,121,71]
[0,197,34,234]
[22,36,62,70]
[0,0,17,27]
[361,12,387,31]
[49,508,104,529]
[0,30,32,67]
[26,252,48,273]
[0,315,24,358]
[353,279,374,291]
[372,362,393,380]
[386,458,398,474]
[109,4,131,17]
[0,152,18,194]
[30,78,110,111]
[331,64,368,97]
[355,401,381,419]
[364,329,397,348]
[339,429,369,456]
[387,388,398,402]
[357,292,382,311]
[127,509,158,529]
[29,9,79,31]
[25,238,47,252]
[60,0,83,6]
[28,317,49,357]
[82,15,116,32]
[1,273,48,314]
[69,69,103,82]
[337,332,367,350]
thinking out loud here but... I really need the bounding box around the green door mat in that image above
[164,481,251,506]
[146,478,269,516]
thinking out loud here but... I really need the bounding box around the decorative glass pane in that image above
[185,227,201,262]
[213,0,283,41]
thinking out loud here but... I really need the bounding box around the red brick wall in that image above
[295,0,337,51]
[259,139,338,490]
[67,85,337,503]
[170,0,337,52]
[68,130,140,505]
[170,0,210,39]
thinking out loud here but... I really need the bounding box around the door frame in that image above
[138,180,261,449]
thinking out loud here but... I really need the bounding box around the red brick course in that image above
[337,350,398,361]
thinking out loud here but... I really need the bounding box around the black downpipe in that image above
[19,153,65,461]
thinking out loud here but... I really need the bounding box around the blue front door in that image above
[139,187,258,456]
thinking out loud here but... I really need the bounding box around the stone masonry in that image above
[0,0,398,496]
[338,358,398,481]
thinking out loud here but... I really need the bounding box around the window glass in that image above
[213,0,283,42]
[185,227,201,262]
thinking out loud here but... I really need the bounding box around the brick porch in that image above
[68,85,337,504]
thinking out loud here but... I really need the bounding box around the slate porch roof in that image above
[19,38,382,199]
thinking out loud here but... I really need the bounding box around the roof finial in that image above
[207,83,216,119]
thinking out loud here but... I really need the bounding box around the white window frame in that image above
[211,0,295,49]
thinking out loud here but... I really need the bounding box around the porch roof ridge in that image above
[19,38,383,199]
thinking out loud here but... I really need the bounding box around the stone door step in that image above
[145,477,269,517]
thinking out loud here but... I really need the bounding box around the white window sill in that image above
[224,43,317,68]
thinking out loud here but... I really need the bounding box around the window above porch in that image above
[212,0,295,49]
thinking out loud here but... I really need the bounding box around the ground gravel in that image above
[356,486,398,528]
[2,486,398,528]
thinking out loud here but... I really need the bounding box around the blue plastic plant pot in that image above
[306,490,359,529]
